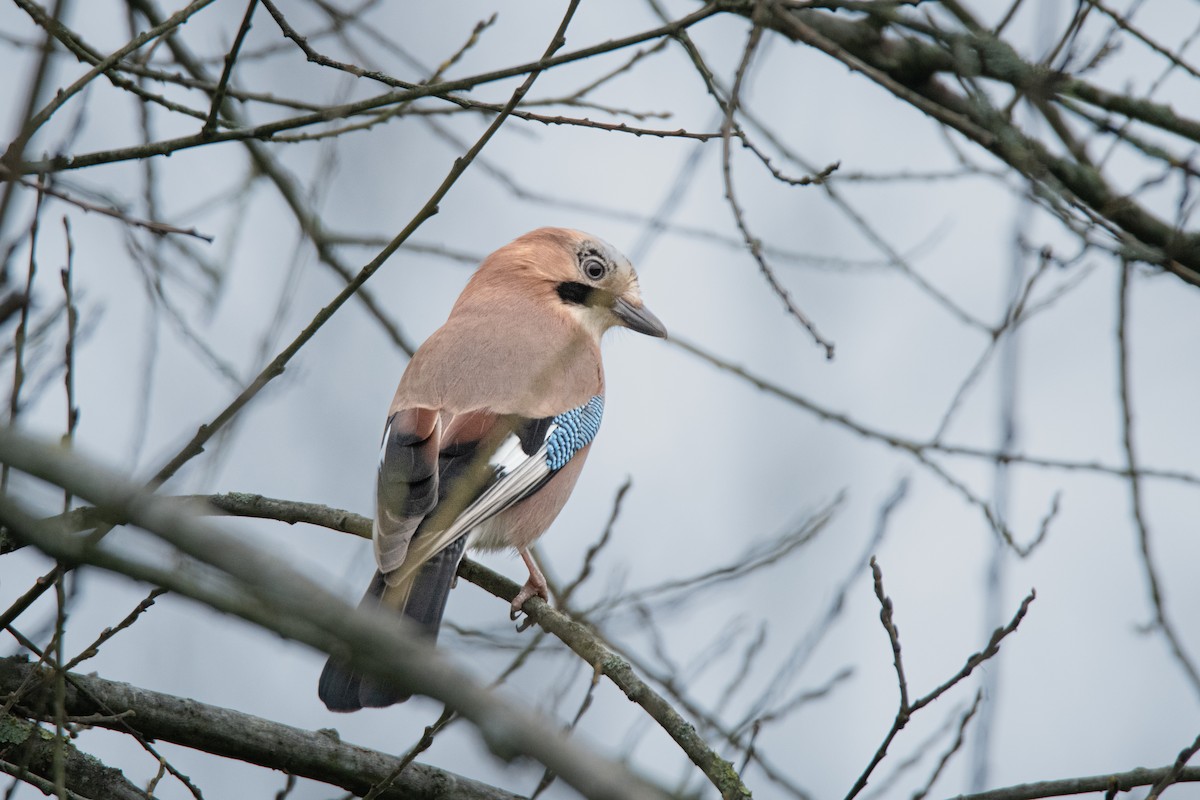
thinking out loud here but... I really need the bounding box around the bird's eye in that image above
[583,258,606,280]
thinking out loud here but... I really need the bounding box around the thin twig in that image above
[13,0,220,145]
[0,168,213,240]
[530,664,604,799]
[52,572,67,800]
[911,690,984,800]
[558,479,631,607]
[718,19,835,357]
[1116,263,1200,694]
[3,176,43,492]
[131,0,416,357]
[1145,729,1200,800]
[59,215,78,515]
[844,558,1034,800]
[148,0,582,489]
[362,708,458,800]
[200,0,258,138]
[13,7,728,177]
[63,589,167,671]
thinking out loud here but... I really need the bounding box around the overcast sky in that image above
[2,2,1200,799]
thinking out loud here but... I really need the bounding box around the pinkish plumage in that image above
[319,228,665,711]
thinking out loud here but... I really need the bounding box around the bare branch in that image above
[0,656,520,800]
[0,426,674,800]
[752,4,1200,285]
[946,766,1200,800]
[844,558,1034,800]
[1116,263,1200,694]
[148,0,581,489]
[200,0,259,139]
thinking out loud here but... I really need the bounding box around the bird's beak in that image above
[613,296,667,338]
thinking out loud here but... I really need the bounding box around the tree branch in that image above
[752,4,1200,285]
[946,766,1200,800]
[0,657,520,800]
[9,485,752,799]
[0,426,673,800]
[0,709,149,800]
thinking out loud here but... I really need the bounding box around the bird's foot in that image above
[509,552,550,631]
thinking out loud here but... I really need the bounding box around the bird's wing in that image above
[381,395,605,589]
[373,407,442,575]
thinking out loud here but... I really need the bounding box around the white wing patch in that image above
[387,396,604,587]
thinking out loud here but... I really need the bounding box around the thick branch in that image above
[753,5,1200,285]
[0,710,148,800]
[0,657,519,800]
[0,427,672,800]
[11,488,750,798]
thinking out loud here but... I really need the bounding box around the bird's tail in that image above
[317,536,467,711]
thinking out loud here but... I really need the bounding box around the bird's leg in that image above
[510,547,550,621]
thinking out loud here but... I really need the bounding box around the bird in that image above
[318,227,666,711]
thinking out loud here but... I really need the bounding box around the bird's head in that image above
[492,227,667,342]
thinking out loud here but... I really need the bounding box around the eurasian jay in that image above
[319,227,666,711]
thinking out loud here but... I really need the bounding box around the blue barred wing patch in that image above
[429,396,606,550]
[545,396,604,470]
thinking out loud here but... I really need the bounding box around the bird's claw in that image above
[509,577,549,630]
[509,602,535,631]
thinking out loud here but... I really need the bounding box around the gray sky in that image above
[2,1,1200,798]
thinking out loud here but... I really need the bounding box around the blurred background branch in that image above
[1,0,1198,798]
